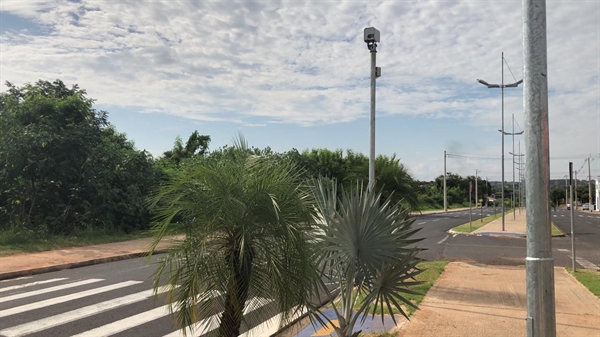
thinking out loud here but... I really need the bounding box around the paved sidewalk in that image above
[0,235,182,280]
[398,262,600,337]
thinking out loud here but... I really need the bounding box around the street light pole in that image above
[364,27,381,191]
[509,148,524,218]
[444,151,448,212]
[523,0,556,335]
[588,156,592,211]
[477,54,522,231]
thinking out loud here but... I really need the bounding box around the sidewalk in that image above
[398,262,600,337]
[0,235,182,280]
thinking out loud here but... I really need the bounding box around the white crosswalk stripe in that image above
[0,278,68,293]
[0,276,281,337]
[0,278,103,303]
[0,280,142,317]
[0,287,171,337]
[71,303,172,337]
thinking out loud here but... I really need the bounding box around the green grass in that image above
[566,267,600,297]
[362,332,400,337]
[451,212,504,233]
[450,211,564,236]
[353,261,449,317]
[551,224,564,236]
[0,228,153,256]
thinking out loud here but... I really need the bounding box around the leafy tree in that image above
[148,136,318,337]
[0,80,158,234]
[310,178,424,337]
[162,131,210,165]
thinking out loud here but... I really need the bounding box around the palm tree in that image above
[310,178,424,337]
[148,136,318,337]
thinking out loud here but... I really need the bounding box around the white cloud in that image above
[1,0,598,181]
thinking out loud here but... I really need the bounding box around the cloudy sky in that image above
[1,0,599,182]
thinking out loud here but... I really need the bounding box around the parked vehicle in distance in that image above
[567,203,571,210]
[582,203,590,210]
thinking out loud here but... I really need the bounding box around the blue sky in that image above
[1,0,599,181]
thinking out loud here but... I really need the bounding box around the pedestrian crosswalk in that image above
[0,277,285,337]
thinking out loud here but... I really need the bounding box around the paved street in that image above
[0,208,597,337]
[414,208,600,269]
[0,257,285,337]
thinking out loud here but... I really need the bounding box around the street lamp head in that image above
[477,79,490,86]
[505,79,523,88]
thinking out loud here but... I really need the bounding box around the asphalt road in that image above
[0,209,597,337]
[0,256,289,337]
[413,208,599,269]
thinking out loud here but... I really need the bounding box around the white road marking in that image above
[432,219,440,222]
[162,298,273,337]
[417,222,426,225]
[553,215,557,217]
[71,304,172,337]
[0,278,68,293]
[0,279,103,303]
[437,235,450,245]
[0,280,141,318]
[557,249,569,252]
[0,277,32,283]
[569,256,600,271]
[0,287,172,337]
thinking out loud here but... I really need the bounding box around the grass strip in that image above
[566,267,600,297]
[0,229,153,257]
[451,212,503,233]
[451,212,564,236]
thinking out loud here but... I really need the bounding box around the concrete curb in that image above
[0,249,167,281]
[411,208,470,217]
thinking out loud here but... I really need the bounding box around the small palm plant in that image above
[148,136,318,337]
[310,178,424,337]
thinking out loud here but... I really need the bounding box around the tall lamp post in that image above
[509,149,525,218]
[477,52,523,231]
[506,114,524,219]
[364,27,381,190]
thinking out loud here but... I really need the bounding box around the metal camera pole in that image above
[364,27,381,191]
[523,0,556,335]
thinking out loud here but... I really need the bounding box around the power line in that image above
[503,57,519,83]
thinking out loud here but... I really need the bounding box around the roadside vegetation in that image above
[566,268,600,297]
[0,229,152,256]
[450,211,564,236]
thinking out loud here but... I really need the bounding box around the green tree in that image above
[0,80,157,234]
[162,131,211,166]
[310,178,424,337]
[148,136,318,337]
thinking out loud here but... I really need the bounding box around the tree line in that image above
[0,80,499,237]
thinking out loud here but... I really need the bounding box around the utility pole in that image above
[564,175,568,208]
[569,162,576,272]
[510,145,524,218]
[588,156,592,211]
[505,114,524,219]
[478,54,522,231]
[444,151,447,212]
[523,0,556,335]
[364,27,381,191]
[475,169,479,211]
[575,171,578,210]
